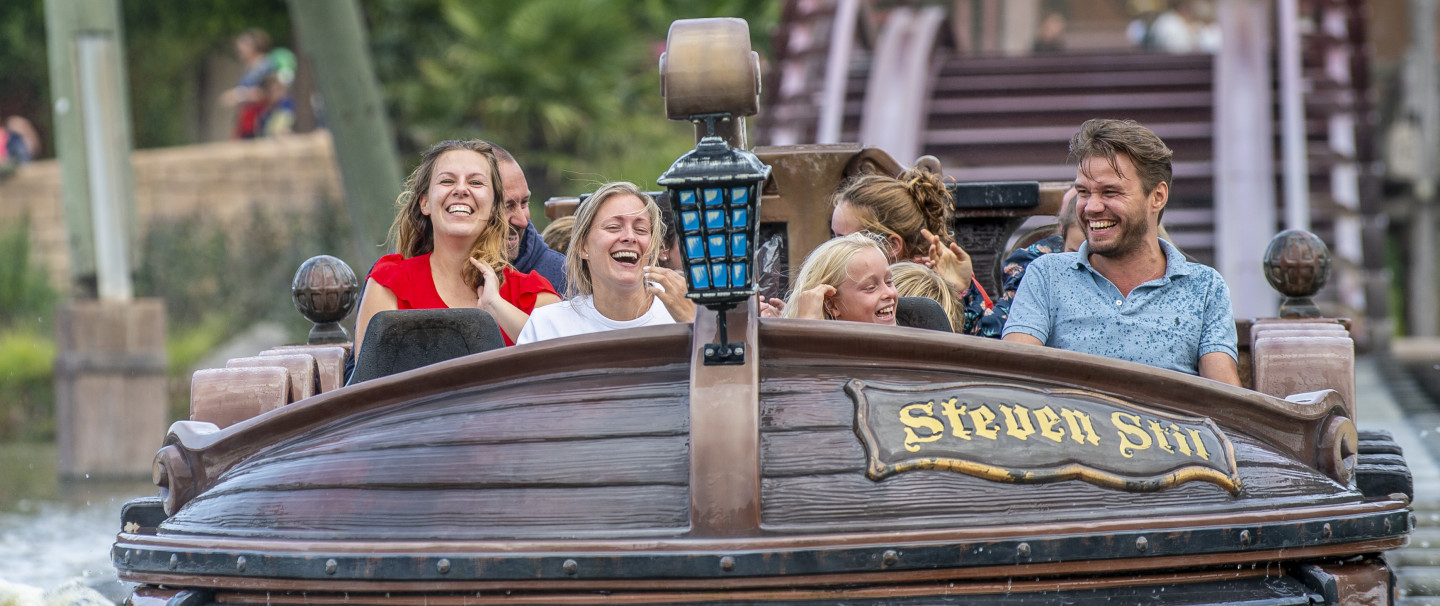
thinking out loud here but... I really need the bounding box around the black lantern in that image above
[658,128,771,365]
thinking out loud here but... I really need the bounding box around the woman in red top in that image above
[354,140,559,350]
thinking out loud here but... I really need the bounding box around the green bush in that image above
[0,329,56,441]
[0,217,59,329]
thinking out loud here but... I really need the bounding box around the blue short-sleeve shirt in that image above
[1001,238,1237,375]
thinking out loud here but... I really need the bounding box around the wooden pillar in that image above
[54,300,168,478]
[44,0,138,298]
[1214,0,1279,318]
[288,0,403,270]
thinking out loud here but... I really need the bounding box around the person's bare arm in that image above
[353,279,399,358]
[1198,351,1242,386]
[470,258,542,343]
[1002,333,1042,346]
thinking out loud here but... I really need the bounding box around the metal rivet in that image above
[1017,543,1031,558]
[236,555,247,572]
[563,559,578,575]
[325,559,338,575]
[437,558,451,574]
[1135,536,1148,552]
[735,347,744,356]
[720,556,735,571]
[169,554,178,570]
[705,347,715,356]
[1323,523,1332,539]
[882,550,899,566]
[1240,530,1251,545]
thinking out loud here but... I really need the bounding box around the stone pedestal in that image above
[53,298,168,478]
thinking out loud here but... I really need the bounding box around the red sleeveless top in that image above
[368,253,557,345]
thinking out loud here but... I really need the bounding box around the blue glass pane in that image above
[730,233,747,257]
[707,234,726,258]
[685,235,705,260]
[705,209,725,230]
[704,188,724,206]
[731,187,748,206]
[678,190,696,206]
[690,265,710,289]
[681,210,700,232]
[710,263,728,288]
[732,262,747,287]
[730,207,747,229]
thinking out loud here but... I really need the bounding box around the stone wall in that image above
[0,131,343,294]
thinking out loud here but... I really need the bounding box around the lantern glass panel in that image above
[690,265,710,289]
[705,209,725,230]
[730,207,747,229]
[731,262,747,287]
[731,186,748,205]
[707,234,726,257]
[710,263,728,287]
[730,233,747,257]
[678,190,696,205]
[681,210,700,231]
[704,188,724,206]
[685,235,705,260]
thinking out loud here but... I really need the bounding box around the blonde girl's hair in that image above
[890,261,963,332]
[388,139,512,290]
[832,166,953,259]
[564,182,665,298]
[782,232,889,320]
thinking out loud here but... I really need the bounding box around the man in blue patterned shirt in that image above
[1002,119,1241,385]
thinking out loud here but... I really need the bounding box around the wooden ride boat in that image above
[113,18,1410,606]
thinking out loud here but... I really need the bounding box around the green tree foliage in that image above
[367,0,779,206]
[0,0,50,150]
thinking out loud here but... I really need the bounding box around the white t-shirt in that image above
[517,295,675,344]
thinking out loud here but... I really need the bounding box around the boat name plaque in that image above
[847,380,1240,494]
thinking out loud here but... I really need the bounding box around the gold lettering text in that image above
[999,404,1036,441]
[968,405,999,440]
[899,402,944,452]
[1168,424,1191,456]
[1146,420,1175,453]
[939,398,972,440]
[1034,406,1065,443]
[1186,428,1211,460]
[1113,412,1152,458]
[1061,408,1100,445]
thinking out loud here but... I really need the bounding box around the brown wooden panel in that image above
[166,485,691,539]
[215,435,691,491]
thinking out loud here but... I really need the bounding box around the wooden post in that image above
[1213,0,1278,318]
[288,0,403,270]
[54,300,168,478]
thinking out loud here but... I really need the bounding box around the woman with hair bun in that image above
[828,164,1006,336]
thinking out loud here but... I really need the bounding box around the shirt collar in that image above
[1072,237,1192,279]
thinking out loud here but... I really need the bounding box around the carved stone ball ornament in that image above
[1262,229,1331,318]
[292,255,359,344]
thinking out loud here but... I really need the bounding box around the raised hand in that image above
[758,296,786,318]
[792,284,836,320]
[917,228,974,294]
[469,257,502,311]
[644,266,696,322]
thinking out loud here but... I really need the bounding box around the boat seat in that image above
[895,296,953,332]
[227,354,320,403]
[347,308,505,385]
[190,367,291,429]
[261,345,348,393]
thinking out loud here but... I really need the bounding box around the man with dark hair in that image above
[1003,119,1239,385]
[493,145,569,296]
